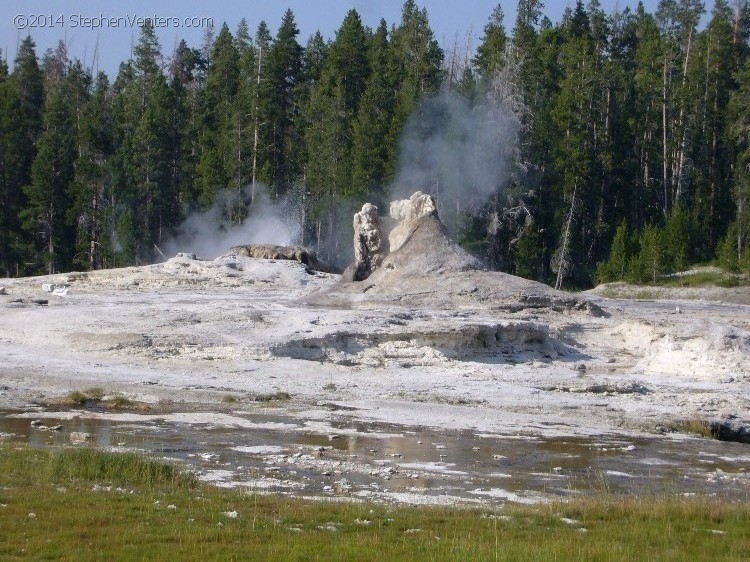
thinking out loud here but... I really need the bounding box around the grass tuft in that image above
[66,390,88,406]
[48,449,196,488]
[60,388,139,410]
[668,417,716,439]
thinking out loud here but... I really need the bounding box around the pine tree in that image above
[655,0,705,215]
[696,0,737,251]
[262,10,303,197]
[0,53,26,275]
[387,0,444,164]
[662,204,691,271]
[305,77,349,261]
[112,22,178,262]
[550,2,599,282]
[513,218,541,279]
[632,3,665,225]
[195,23,240,210]
[328,10,370,115]
[68,72,114,270]
[474,5,508,82]
[636,223,664,282]
[596,220,630,282]
[251,21,273,194]
[0,38,44,274]
[21,54,78,273]
[727,54,750,270]
[352,20,396,202]
[169,39,204,207]
[305,10,372,260]
[230,20,257,215]
[0,53,20,274]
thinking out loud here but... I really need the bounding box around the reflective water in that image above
[2,408,749,505]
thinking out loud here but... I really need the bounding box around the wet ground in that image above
[2,407,749,506]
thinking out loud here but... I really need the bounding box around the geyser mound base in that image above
[306,191,596,312]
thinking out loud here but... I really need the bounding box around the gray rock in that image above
[70,431,93,444]
[230,244,338,274]
[345,203,387,282]
[710,418,750,443]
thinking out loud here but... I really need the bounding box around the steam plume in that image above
[390,90,520,230]
[161,188,301,260]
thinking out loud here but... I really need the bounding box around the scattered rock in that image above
[317,402,358,412]
[709,418,750,443]
[541,381,650,395]
[9,298,48,306]
[230,244,338,274]
[69,432,93,444]
[52,286,69,297]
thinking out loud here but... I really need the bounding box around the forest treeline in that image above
[1,0,750,286]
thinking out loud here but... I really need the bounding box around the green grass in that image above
[668,418,717,439]
[1,446,749,561]
[596,269,749,297]
[657,270,748,288]
[59,388,139,410]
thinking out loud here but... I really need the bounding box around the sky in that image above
[0,0,703,77]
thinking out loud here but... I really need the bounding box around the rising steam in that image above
[162,91,518,262]
[390,90,520,230]
[161,188,301,260]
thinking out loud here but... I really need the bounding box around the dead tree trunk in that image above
[555,182,577,291]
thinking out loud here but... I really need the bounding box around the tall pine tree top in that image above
[134,21,161,80]
[474,4,508,80]
[328,10,370,114]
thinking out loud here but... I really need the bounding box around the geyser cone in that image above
[304,191,597,313]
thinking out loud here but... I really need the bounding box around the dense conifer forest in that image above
[1,0,749,286]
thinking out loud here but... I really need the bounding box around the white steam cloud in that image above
[390,90,520,229]
[161,188,300,260]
